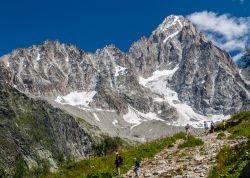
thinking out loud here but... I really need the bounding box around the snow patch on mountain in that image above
[93,113,100,122]
[140,67,230,128]
[163,31,180,44]
[65,55,69,62]
[55,91,97,107]
[139,65,179,86]
[79,107,116,112]
[112,119,118,126]
[152,15,185,44]
[158,15,182,32]
[123,106,164,129]
[36,52,41,61]
[115,66,127,77]
[123,106,143,125]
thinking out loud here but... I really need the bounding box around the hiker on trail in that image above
[210,121,215,133]
[223,120,227,130]
[133,157,140,178]
[185,124,191,138]
[204,121,209,135]
[115,152,123,176]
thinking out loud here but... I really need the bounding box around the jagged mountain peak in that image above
[0,14,249,142]
[151,15,187,42]
[95,44,123,61]
[149,15,209,45]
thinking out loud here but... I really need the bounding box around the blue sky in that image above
[0,0,249,57]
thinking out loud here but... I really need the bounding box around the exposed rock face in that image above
[128,15,249,115]
[0,76,93,173]
[0,15,249,140]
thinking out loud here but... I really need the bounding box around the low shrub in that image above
[93,135,123,156]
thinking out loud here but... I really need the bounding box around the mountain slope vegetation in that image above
[0,80,93,177]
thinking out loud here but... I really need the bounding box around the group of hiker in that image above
[185,119,227,137]
[115,151,140,177]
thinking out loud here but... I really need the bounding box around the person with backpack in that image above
[133,157,140,178]
[204,121,209,135]
[210,121,215,133]
[115,152,123,176]
[185,123,191,138]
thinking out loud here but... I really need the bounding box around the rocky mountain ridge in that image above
[0,15,249,141]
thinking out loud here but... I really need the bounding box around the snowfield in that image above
[139,66,230,128]
[115,65,127,77]
[55,91,97,107]
[123,105,165,129]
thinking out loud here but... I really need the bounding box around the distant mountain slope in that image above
[0,77,93,174]
[0,15,249,141]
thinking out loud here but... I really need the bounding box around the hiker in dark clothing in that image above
[115,152,123,176]
[210,121,215,133]
[133,158,140,178]
[240,162,250,178]
[185,124,191,138]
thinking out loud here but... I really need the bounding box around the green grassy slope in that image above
[209,110,250,178]
[47,133,204,178]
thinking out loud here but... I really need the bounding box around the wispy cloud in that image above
[187,11,250,61]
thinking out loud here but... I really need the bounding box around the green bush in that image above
[93,136,123,156]
[0,168,6,178]
[228,110,250,139]
[29,159,50,178]
[13,156,28,178]
[208,142,250,178]
[217,132,226,140]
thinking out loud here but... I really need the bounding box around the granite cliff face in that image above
[128,16,249,115]
[0,15,249,141]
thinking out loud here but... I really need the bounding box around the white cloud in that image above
[187,11,250,61]
[240,0,244,4]
[232,53,243,62]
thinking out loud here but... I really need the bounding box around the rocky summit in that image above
[0,15,249,142]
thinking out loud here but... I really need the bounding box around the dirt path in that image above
[125,133,244,178]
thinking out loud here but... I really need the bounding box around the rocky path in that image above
[125,133,244,178]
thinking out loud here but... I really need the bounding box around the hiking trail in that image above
[125,132,246,178]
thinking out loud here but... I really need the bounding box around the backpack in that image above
[119,156,123,165]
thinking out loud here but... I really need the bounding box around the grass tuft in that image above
[217,132,226,140]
